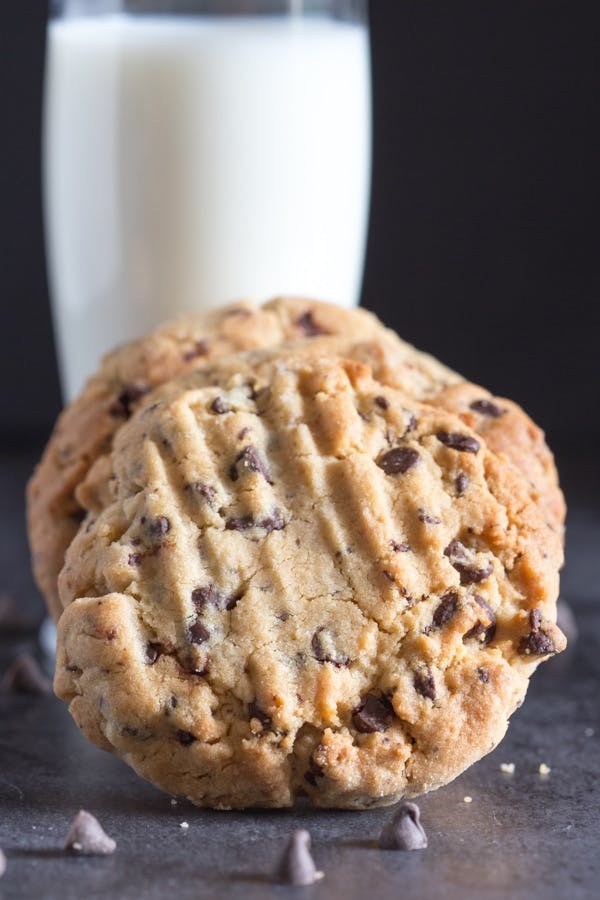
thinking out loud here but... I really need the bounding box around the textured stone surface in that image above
[1,448,599,899]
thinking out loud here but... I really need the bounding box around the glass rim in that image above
[51,1,368,21]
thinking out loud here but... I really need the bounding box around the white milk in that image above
[44,15,371,399]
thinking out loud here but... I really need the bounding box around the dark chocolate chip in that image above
[183,339,209,361]
[469,398,505,418]
[192,585,224,612]
[190,482,216,504]
[230,446,273,484]
[259,509,285,533]
[444,540,493,585]
[296,310,330,337]
[248,701,271,728]
[149,516,170,537]
[128,552,142,567]
[379,801,428,850]
[275,829,319,886]
[189,622,210,644]
[375,395,390,410]
[477,667,490,683]
[391,540,410,553]
[145,642,162,665]
[414,667,436,701]
[518,630,557,656]
[109,382,150,418]
[465,596,496,645]
[436,431,480,454]
[377,447,420,475]
[311,628,349,668]
[211,396,230,415]
[225,514,255,531]
[433,591,459,628]
[418,509,442,525]
[64,810,116,856]
[352,693,395,733]
[176,729,196,746]
[0,654,51,695]
[455,472,469,495]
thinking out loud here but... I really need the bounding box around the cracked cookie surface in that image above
[55,352,564,809]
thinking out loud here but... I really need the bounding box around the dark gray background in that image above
[1,0,599,452]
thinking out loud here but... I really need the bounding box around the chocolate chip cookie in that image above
[55,351,564,809]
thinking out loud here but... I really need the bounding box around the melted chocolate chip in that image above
[379,801,428,851]
[176,730,196,746]
[418,509,442,525]
[433,591,459,628]
[375,395,390,410]
[436,431,480,454]
[414,667,436,701]
[455,472,469,495]
[183,339,209,361]
[145,642,162,665]
[352,693,395,733]
[248,701,271,728]
[311,628,349,667]
[211,396,230,414]
[391,540,410,552]
[230,446,273,484]
[377,447,420,475]
[109,382,150,418]
[519,630,557,656]
[225,514,255,531]
[470,398,505,418]
[149,516,170,537]
[296,310,330,337]
[465,596,496,645]
[189,622,210,644]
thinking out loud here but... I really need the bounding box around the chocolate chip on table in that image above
[418,509,442,525]
[145,643,162,665]
[275,830,321,886]
[414,667,436,700]
[436,431,480,454]
[248,701,271,729]
[432,591,459,629]
[0,654,51,695]
[229,446,273,484]
[109,382,150,418]
[465,596,497,645]
[379,801,428,850]
[469,398,505,418]
[64,810,116,856]
[296,310,330,337]
[311,628,350,667]
[210,396,230,415]
[189,622,210,644]
[377,447,420,475]
[176,730,196,746]
[455,472,469,495]
[352,693,395,733]
[183,339,209,361]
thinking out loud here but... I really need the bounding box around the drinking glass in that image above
[44,0,372,401]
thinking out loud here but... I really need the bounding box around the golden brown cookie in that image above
[55,352,564,809]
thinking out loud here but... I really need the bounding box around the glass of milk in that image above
[43,0,372,400]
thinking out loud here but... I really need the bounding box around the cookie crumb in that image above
[463,796,473,803]
[500,763,515,774]
[65,810,116,856]
[379,801,427,850]
[275,829,321,886]
[179,821,189,830]
[538,763,551,777]
[1,654,51,695]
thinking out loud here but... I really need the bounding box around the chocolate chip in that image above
[176,730,196,746]
[377,447,420,475]
[192,585,224,612]
[248,701,271,728]
[128,552,142,567]
[436,431,480,454]
[518,630,557,656]
[225,514,255,531]
[1,654,51,695]
[296,310,329,337]
[190,482,216,504]
[311,628,349,667]
[229,446,273,484]
[225,511,284,533]
[259,509,285,533]
[418,509,442,525]
[109,382,150,418]
[391,540,410,552]
[433,591,459,628]
[414,667,436,700]
[465,596,496,645]
[64,810,116,856]
[211,396,230,414]
[470,398,505,418]
[189,622,210,644]
[477,667,490,683]
[529,608,543,630]
[375,395,389,410]
[275,829,320,886]
[455,472,469,495]
[183,339,209,361]
[145,642,162,665]
[148,516,170,537]
[304,758,324,787]
[352,693,395,733]
[379,801,428,850]
[444,541,493,585]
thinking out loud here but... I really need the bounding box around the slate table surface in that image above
[1,446,599,900]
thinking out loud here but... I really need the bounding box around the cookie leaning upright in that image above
[55,350,564,810]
